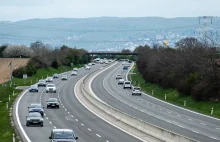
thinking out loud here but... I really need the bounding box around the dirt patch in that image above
[0,58,29,84]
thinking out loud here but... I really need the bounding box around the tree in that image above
[51,59,59,69]
[3,45,33,58]
[0,45,7,57]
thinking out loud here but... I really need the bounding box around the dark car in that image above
[47,98,59,108]
[53,74,59,79]
[26,112,43,126]
[28,104,44,117]
[49,129,78,142]
[123,66,128,70]
[29,85,39,92]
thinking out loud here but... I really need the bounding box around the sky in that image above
[0,0,219,21]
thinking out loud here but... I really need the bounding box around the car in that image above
[45,77,53,82]
[71,71,77,76]
[61,75,68,80]
[49,129,78,142]
[53,74,59,79]
[29,85,39,92]
[126,64,131,67]
[132,86,141,91]
[85,66,91,70]
[38,79,46,87]
[91,62,96,65]
[128,60,132,63]
[47,98,59,108]
[28,104,44,117]
[26,112,44,126]
[88,63,92,66]
[118,79,125,85]
[46,84,56,93]
[116,74,122,79]
[124,81,132,89]
[104,61,108,64]
[132,88,142,96]
[123,66,128,70]
[73,68,78,71]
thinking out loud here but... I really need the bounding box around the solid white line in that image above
[16,90,31,142]
[96,134,101,137]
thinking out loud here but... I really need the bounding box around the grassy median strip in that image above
[0,65,80,141]
[129,67,220,119]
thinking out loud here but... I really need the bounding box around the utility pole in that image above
[197,16,214,44]
[8,61,12,85]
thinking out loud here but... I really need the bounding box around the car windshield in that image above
[54,131,74,139]
[48,84,55,87]
[30,104,42,108]
[125,82,130,84]
[62,75,67,77]
[54,74,58,76]
[28,112,41,117]
[134,88,141,90]
[48,98,57,102]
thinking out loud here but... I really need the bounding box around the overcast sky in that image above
[0,0,219,21]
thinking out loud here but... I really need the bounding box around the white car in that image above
[71,71,77,76]
[132,87,142,95]
[116,74,122,79]
[124,81,132,89]
[85,66,91,70]
[46,84,56,93]
[45,77,53,82]
[118,79,125,85]
[73,68,78,71]
[61,75,68,80]
[88,63,92,66]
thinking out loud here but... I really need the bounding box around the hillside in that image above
[0,58,29,84]
[0,17,219,50]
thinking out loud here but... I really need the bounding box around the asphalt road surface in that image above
[91,62,220,142]
[16,63,141,142]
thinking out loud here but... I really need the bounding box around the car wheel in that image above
[123,87,125,89]
[36,90,38,92]
[46,91,48,93]
[47,106,49,108]
[41,123,43,127]
[26,123,29,126]
[57,106,59,109]
[54,91,56,93]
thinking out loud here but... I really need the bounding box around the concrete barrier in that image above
[80,62,197,142]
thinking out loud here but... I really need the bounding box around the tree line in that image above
[0,41,89,78]
[134,37,220,101]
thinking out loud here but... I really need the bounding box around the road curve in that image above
[15,64,141,142]
[91,62,220,142]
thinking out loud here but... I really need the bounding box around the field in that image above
[0,58,29,84]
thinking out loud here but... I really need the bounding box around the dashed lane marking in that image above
[96,134,101,138]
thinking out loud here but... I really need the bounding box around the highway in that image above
[91,62,220,142]
[15,63,141,142]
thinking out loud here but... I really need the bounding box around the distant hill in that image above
[0,17,219,51]
[0,58,29,84]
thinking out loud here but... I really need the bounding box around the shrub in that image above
[51,59,59,69]
[3,45,33,58]
[12,66,26,78]
[26,62,37,76]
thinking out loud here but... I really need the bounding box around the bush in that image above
[51,59,59,69]
[26,62,37,76]
[3,45,33,58]
[12,66,26,78]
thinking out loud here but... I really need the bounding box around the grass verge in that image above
[0,65,81,141]
[128,66,220,119]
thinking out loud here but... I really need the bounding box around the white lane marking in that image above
[16,90,31,142]
[159,108,163,111]
[71,115,74,117]
[81,123,84,126]
[50,121,52,124]
[200,123,206,125]
[75,76,147,142]
[177,115,181,117]
[188,119,192,121]
[96,134,101,138]
[216,128,220,130]
[209,136,220,140]
[88,128,91,131]
[75,119,78,122]
[152,105,155,107]
[65,109,67,111]
[53,126,56,129]
[68,112,70,114]
[106,140,110,142]
[168,111,171,113]
[46,117,48,119]
[192,130,199,133]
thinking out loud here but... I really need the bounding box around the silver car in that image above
[49,129,78,142]
[118,79,125,85]
[46,77,53,82]
[26,112,44,126]
[38,79,46,87]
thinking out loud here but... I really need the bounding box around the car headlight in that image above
[40,118,43,121]
[27,118,30,121]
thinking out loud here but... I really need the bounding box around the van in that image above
[123,81,132,89]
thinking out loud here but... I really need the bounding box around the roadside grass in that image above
[129,66,220,119]
[0,65,81,141]
[0,86,21,142]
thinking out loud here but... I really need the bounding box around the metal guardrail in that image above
[80,63,197,142]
